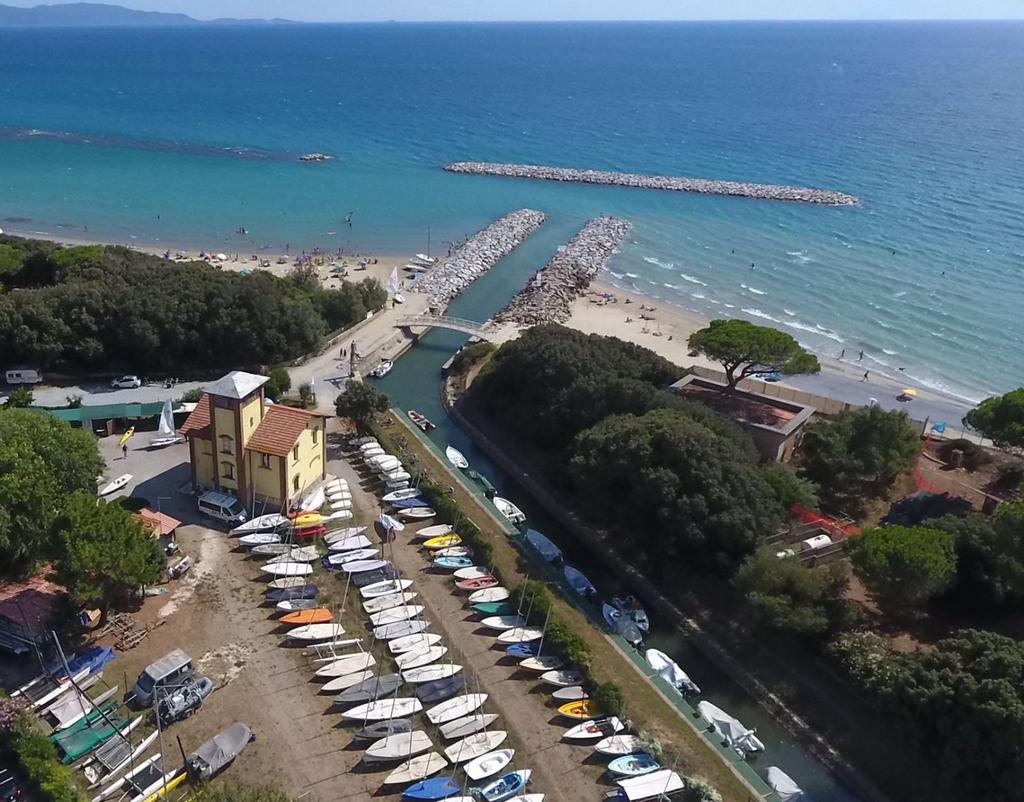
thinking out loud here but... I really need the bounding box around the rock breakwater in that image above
[444,162,858,206]
[497,216,632,326]
[413,209,546,307]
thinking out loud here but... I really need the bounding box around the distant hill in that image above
[0,2,293,26]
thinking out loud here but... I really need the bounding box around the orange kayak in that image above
[558,700,598,720]
[281,608,332,626]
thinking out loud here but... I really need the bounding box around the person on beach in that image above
[839,349,845,359]
[858,350,864,361]
[862,371,870,382]
[122,443,128,460]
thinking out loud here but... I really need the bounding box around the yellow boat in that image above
[292,512,323,529]
[142,770,187,802]
[423,534,462,550]
[558,700,598,720]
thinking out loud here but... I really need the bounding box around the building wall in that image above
[212,403,240,494]
[239,393,264,444]
[250,452,285,508]
[193,435,217,489]
[287,418,326,502]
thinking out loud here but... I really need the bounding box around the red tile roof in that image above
[0,570,65,631]
[134,508,182,537]
[179,393,212,438]
[247,405,322,457]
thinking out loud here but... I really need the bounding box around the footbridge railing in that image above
[395,314,494,340]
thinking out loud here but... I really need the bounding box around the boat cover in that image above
[524,529,562,563]
[265,584,318,602]
[186,723,253,780]
[616,770,684,801]
[766,766,805,802]
[48,646,116,678]
[415,676,465,704]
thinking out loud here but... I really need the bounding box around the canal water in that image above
[376,224,859,802]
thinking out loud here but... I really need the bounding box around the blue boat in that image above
[265,584,318,602]
[563,565,597,598]
[391,497,427,510]
[608,753,661,778]
[56,646,115,678]
[403,776,461,800]
[505,642,540,659]
[524,529,562,563]
[473,769,531,801]
[433,556,474,571]
[415,675,466,704]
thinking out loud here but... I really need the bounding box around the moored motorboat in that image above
[524,529,561,563]
[564,565,597,597]
[408,410,435,432]
[696,701,765,757]
[644,648,700,695]
[368,359,394,378]
[601,603,643,647]
[445,446,469,469]
[492,496,526,525]
[612,595,650,633]
[766,766,805,801]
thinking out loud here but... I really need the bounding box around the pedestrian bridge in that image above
[395,314,495,340]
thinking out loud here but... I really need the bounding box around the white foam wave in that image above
[679,273,707,286]
[624,272,639,279]
[690,293,705,300]
[783,309,796,316]
[783,319,845,344]
[643,256,675,270]
[882,348,898,355]
[748,287,767,296]
[663,283,679,290]
[608,271,625,279]
[743,308,781,323]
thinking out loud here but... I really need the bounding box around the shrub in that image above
[264,366,291,401]
[450,341,496,375]
[3,716,85,802]
[937,438,990,471]
[179,387,204,403]
[593,682,625,717]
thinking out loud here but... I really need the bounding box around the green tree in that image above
[798,406,919,508]
[0,409,104,575]
[6,387,34,407]
[964,388,1024,450]
[298,382,314,408]
[264,366,291,401]
[933,504,1024,608]
[56,493,165,622]
[687,319,820,388]
[759,462,819,510]
[0,244,22,281]
[851,525,955,612]
[335,381,389,431]
[179,388,204,404]
[592,682,625,717]
[190,784,294,802]
[735,549,852,637]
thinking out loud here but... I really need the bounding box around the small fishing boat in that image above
[341,558,389,574]
[480,615,526,632]
[563,565,597,597]
[326,547,379,565]
[468,587,511,604]
[414,523,453,540]
[445,446,469,470]
[766,767,805,802]
[363,591,418,614]
[524,529,561,563]
[365,730,433,763]
[314,653,376,679]
[369,604,425,628]
[327,535,373,553]
[433,556,474,571]
[519,655,563,672]
[260,561,313,578]
[361,578,414,599]
[475,769,531,802]
[288,622,346,642]
[403,664,462,684]
[408,410,435,432]
[563,717,624,741]
[426,693,487,725]
[697,701,765,757]
[551,686,588,702]
[368,359,394,378]
[266,577,312,591]
[608,753,660,778]
[396,645,447,670]
[185,722,254,781]
[465,748,514,781]
[444,731,507,764]
[383,753,449,787]
[415,675,465,704]
[472,602,515,616]
[439,712,498,740]
[456,575,498,592]
[399,507,437,520]
[595,734,643,756]
[280,608,332,626]
[353,717,412,743]
[558,700,598,721]
[453,565,489,580]
[401,775,460,800]
[612,595,650,633]
[492,496,526,525]
[341,697,422,721]
[389,632,442,655]
[237,532,281,548]
[423,534,462,550]
[540,670,585,688]
[383,488,422,503]
[231,514,289,535]
[601,603,643,647]
[496,627,543,644]
[374,619,430,640]
[644,649,700,695]
[98,474,132,496]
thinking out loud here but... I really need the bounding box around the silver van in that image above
[4,368,43,384]
[133,648,194,707]
[197,490,247,526]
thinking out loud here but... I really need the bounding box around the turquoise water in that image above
[1,21,1023,403]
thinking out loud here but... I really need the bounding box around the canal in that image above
[376,221,860,802]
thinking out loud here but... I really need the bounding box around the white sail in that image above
[386,267,400,295]
[157,400,174,435]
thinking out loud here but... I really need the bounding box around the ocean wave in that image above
[741,284,767,296]
[691,293,705,300]
[663,283,679,290]
[783,318,845,343]
[743,308,781,323]
[625,272,639,279]
[882,348,898,355]
[783,309,796,316]
[786,250,813,264]
[679,273,707,286]
[608,271,625,279]
[643,256,675,270]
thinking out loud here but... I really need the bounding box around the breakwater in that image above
[496,216,632,326]
[412,208,546,307]
[444,161,858,206]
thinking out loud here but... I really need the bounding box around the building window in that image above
[293,475,300,491]
[259,453,271,469]
[293,444,299,461]
[219,435,234,455]
[221,461,234,480]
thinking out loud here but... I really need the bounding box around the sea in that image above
[1,21,1023,404]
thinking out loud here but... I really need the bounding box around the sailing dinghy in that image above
[403,664,462,684]
[439,712,498,740]
[363,591,418,614]
[231,514,289,536]
[149,400,184,448]
[374,619,430,640]
[413,524,452,540]
[369,604,425,627]
[361,578,414,599]
[364,731,433,764]
[426,693,487,724]
[444,730,507,764]
[396,645,447,670]
[389,632,443,655]
[563,717,624,741]
[382,752,448,786]
[313,653,375,678]
[286,622,345,642]
[341,697,423,721]
[260,561,312,578]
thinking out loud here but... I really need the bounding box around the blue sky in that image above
[6,0,1024,21]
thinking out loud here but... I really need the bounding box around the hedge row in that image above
[4,716,84,802]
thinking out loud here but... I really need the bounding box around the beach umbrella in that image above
[902,388,918,398]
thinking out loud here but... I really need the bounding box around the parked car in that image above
[110,375,142,389]
[155,676,214,726]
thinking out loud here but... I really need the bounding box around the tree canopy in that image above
[0,408,105,575]
[335,381,390,431]
[964,388,1024,450]
[0,236,385,373]
[56,493,166,622]
[850,525,956,612]
[687,319,820,388]
[932,504,1024,609]
[798,406,919,509]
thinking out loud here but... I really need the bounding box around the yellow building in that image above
[179,371,326,512]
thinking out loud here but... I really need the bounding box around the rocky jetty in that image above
[497,216,632,326]
[444,162,858,206]
[413,209,546,307]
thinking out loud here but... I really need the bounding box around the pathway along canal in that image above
[376,217,859,802]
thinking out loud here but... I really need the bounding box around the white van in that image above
[197,490,247,525]
[133,648,194,707]
[5,368,43,384]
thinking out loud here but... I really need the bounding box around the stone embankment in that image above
[444,161,858,206]
[413,209,546,307]
[497,216,631,326]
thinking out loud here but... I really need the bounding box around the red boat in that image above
[455,576,498,591]
[293,525,327,540]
